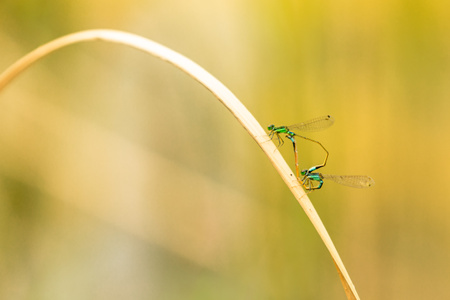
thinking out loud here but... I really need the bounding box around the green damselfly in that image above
[268,115,334,174]
[289,133,375,191]
[299,165,375,191]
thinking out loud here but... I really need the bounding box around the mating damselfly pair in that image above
[268,115,374,192]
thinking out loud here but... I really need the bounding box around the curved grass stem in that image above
[0,29,359,300]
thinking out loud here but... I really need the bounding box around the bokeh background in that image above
[0,0,449,299]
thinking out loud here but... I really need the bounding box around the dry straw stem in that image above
[0,29,359,300]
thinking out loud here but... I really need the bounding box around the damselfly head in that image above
[267,124,275,131]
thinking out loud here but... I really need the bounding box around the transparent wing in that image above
[288,115,335,132]
[321,174,375,188]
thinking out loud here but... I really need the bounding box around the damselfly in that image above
[300,165,375,191]
[268,115,334,171]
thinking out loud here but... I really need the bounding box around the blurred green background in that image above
[1,0,449,299]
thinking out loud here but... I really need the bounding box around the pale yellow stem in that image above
[0,29,359,300]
